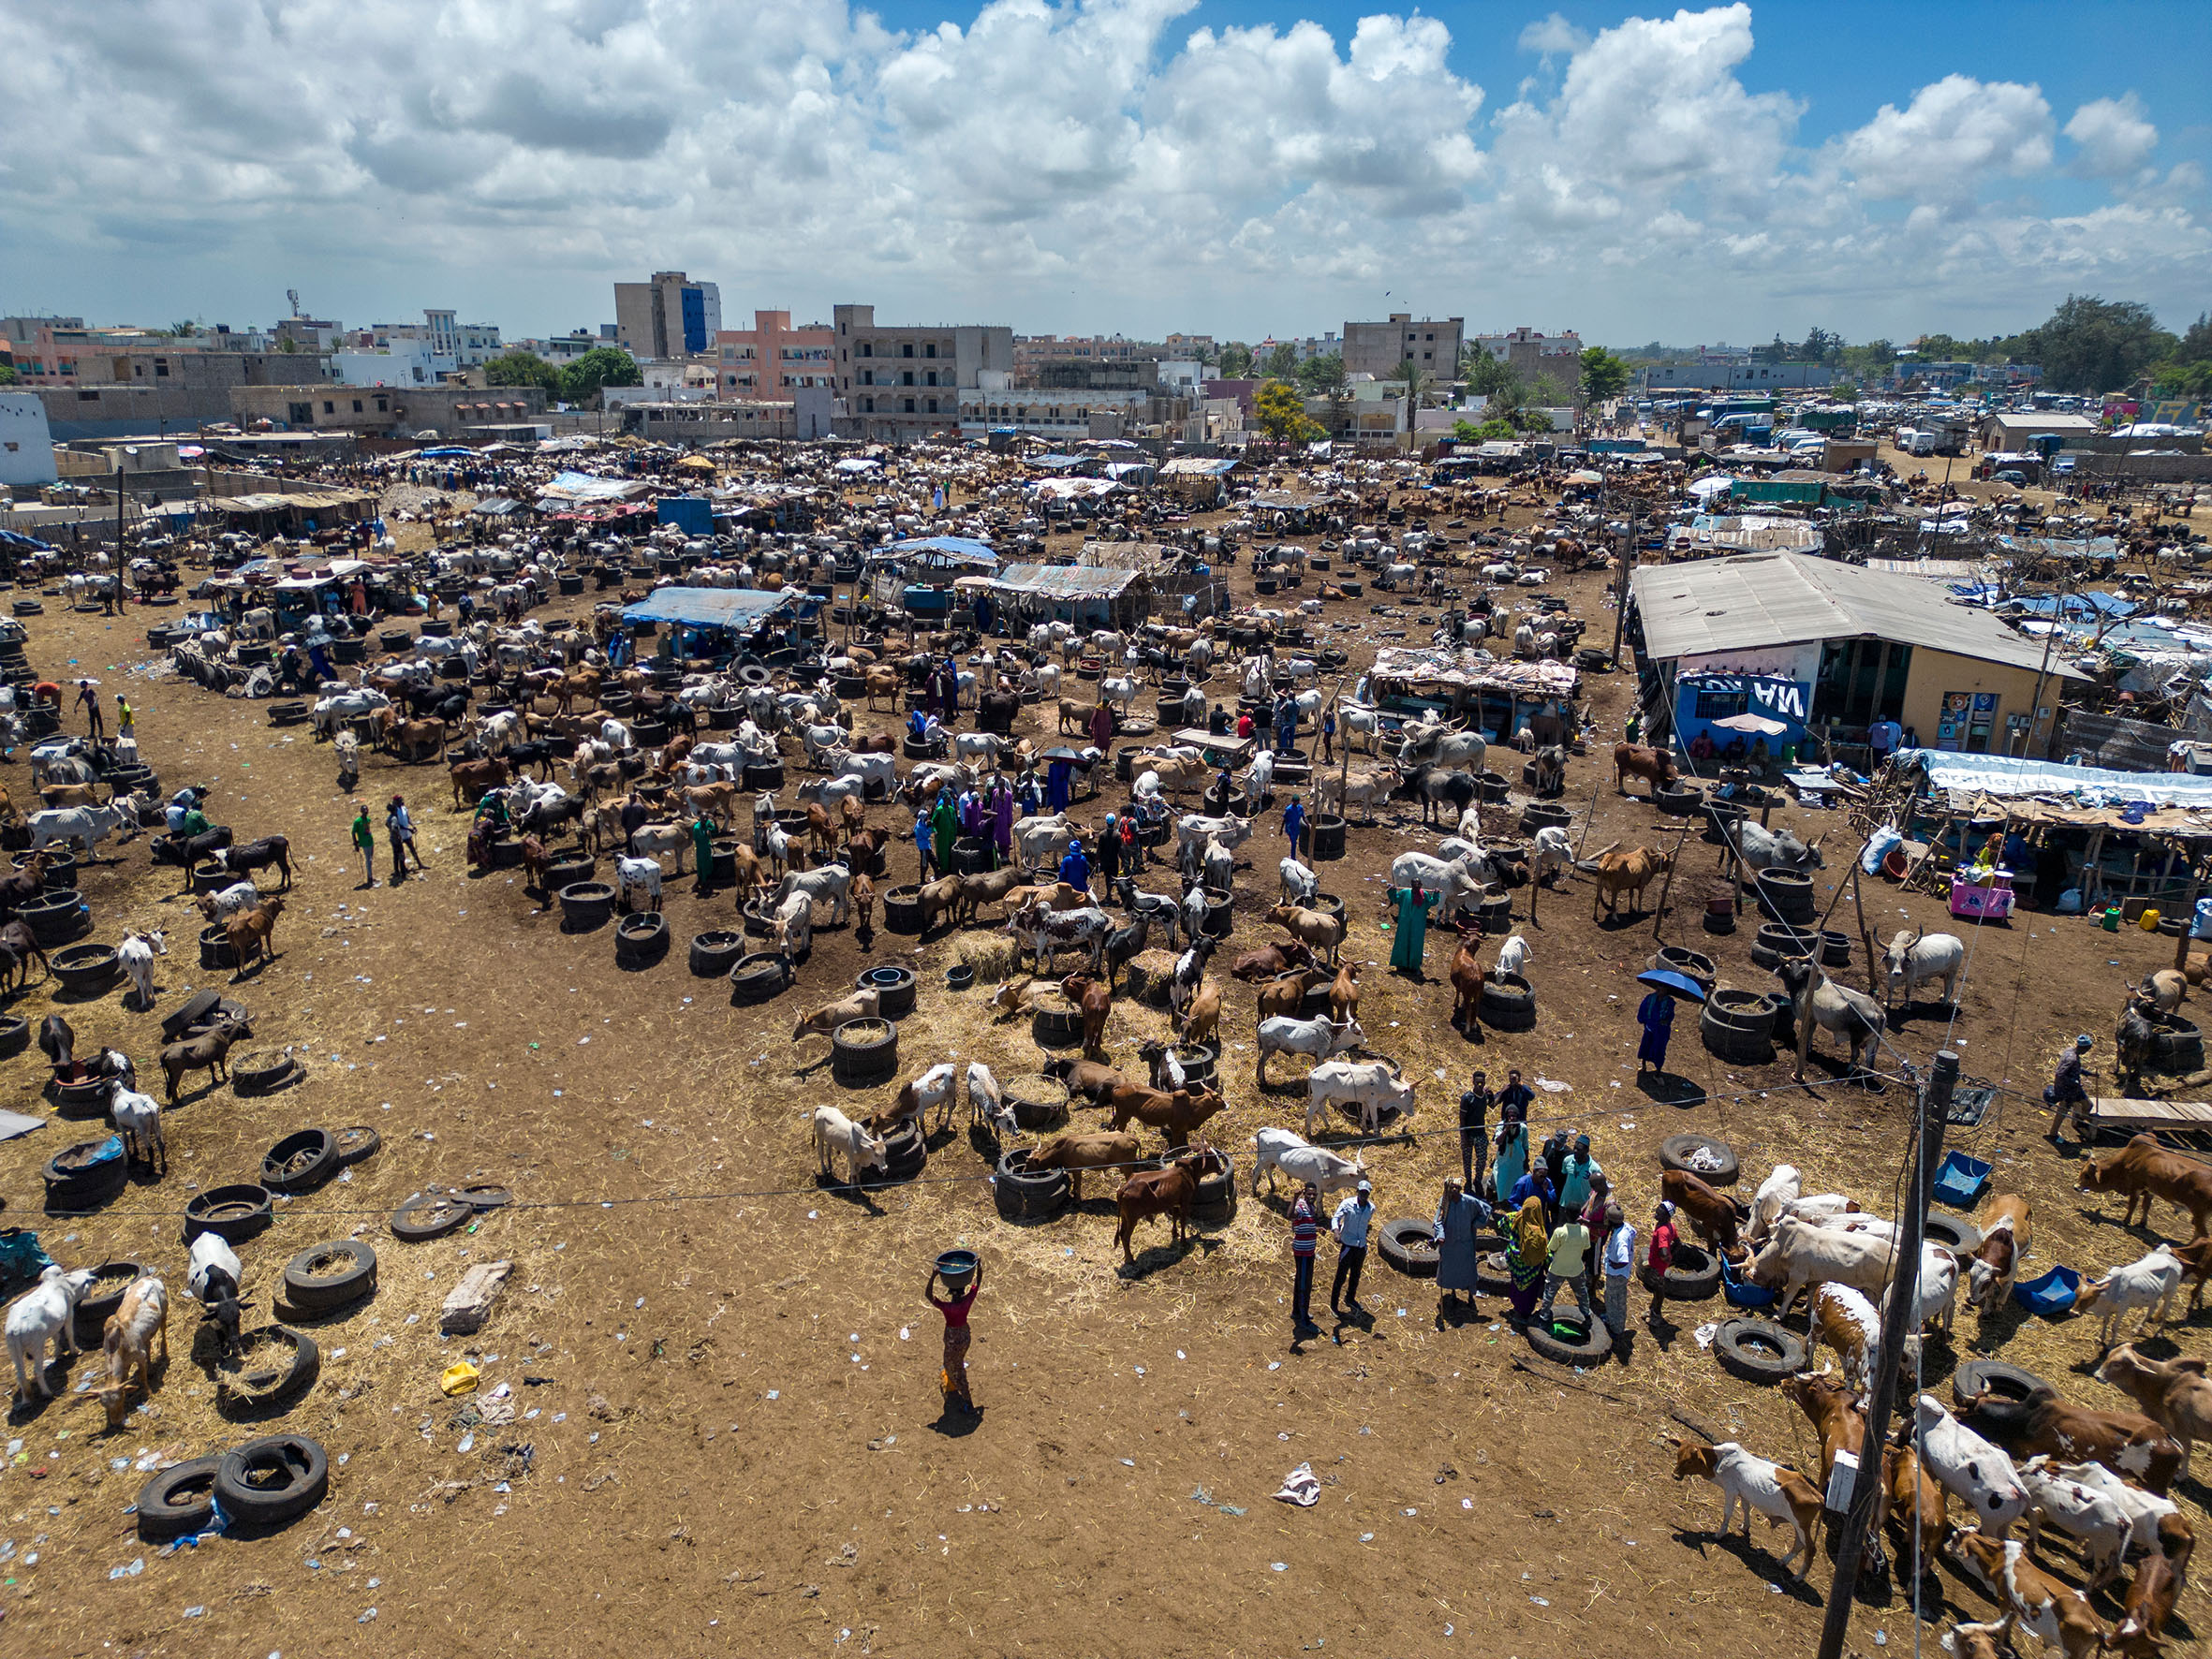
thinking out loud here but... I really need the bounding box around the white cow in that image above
[1883,929,1968,1007]
[770,863,853,926]
[1914,1394,2029,1540]
[2016,1456,2133,1589]
[26,802,132,855]
[1744,1213,1897,1314]
[1388,849,1486,921]
[117,929,167,1007]
[616,855,664,913]
[1251,1127,1364,1197]
[2034,1457,2179,1560]
[965,1063,1015,1138]
[6,1266,96,1400]
[813,1106,888,1185]
[2075,1245,2185,1348]
[826,748,896,794]
[1531,824,1574,886]
[1494,934,1530,980]
[770,889,814,958]
[1277,857,1319,905]
[1748,1164,1802,1244]
[107,1080,167,1172]
[1013,813,1076,868]
[1305,1058,1416,1137]
[1254,1014,1364,1083]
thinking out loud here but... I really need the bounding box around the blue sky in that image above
[1,0,2205,347]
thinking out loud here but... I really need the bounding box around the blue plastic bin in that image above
[1932,1151,1992,1210]
[1721,1256,1777,1309]
[2013,1265,2081,1317]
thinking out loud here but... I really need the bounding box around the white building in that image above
[0,391,58,487]
[330,342,449,387]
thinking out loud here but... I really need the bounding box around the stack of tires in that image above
[137,1434,331,1539]
[831,1019,898,1087]
[1700,989,1777,1064]
[1754,869,1817,928]
[280,1241,379,1318]
[995,1148,1069,1221]
[1477,972,1535,1031]
[877,1121,927,1183]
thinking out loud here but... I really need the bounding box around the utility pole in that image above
[1816,1050,1956,1659]
[2021,558,2072,758]
[1609,507,1634,667]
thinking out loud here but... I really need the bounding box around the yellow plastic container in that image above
[2142,908,2161,932]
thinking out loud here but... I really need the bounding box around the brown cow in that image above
[954,863,1031,927]
[1588,841,1674,921]
[2078,1135,2212,1236]
[1256,966,1330,1022]
[2095,1345,2212,1480]
[1114,1161,1199,1263]
[1950,1532,2106,1659]
[1040,1056,1127,1106]
[1231,941,1316,981]
[1329,962,1360,1023]
[1613,742,1676,797]
[450,756,511,808]
[1882,1443,1946,1584]
[1660,1167,1739,1254]
[804,801,840,856]
[1782,1372,1865,1503]
[2109,1516,2193,1657]
[1027,1130,1142,1202]
[838,796,868,844]
[1264,903,1345,965]
[521,832,553,898]
[1954,1382,2184,1498]
[1448,935,1485,1035]
[2167,1233,2212,1317]
[157,1014,251,1102]
[791,988,880,1048]
[224,896,285,980]
[1060,973,1113,1058]
[1104,1082,1227,1149]
[1180,976,1221,1046]
[916,874,966,936]
[849,872,875,939]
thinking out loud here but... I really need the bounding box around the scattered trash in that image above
[1273,1463,1320,1506]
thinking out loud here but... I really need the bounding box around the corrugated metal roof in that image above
[988,564,1141,598]
[620,588,799,628]
[1160,457,1243,476]
[1369,646,1580,700]
[880,536,998,569]
[1632,553,2087,680]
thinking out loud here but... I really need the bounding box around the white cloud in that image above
[1836,73,2055,202]
[2065,93,2158,177]
[0,0,2199,345]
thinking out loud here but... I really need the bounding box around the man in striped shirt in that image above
[1290,1182,1320,1338]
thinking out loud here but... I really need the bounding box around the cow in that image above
[1277,857,1319,906]
[1747,1164,1801,1245]
[1587,842,1673,921]
[1948,1534,2106,1659]
[1669,1440,1821,1578]
[1613,742,1675,798]
[1112,875,1183,948]
[813,1105,888,1185]
[1007,900,1111,975]
[791,988,881,1050]
[225,894,285,979]
[2116,998,2156,1094]
[1449,935,1486,1035]
[1114,1162,1199,1264]
[1305,1058,1414,1138]
[2095,1344,2212,1479]
[1659,1168,1740,1255]
[1264,903,1346,965]
[219,835,292,890]
[1531,823,1574,886]
[965,1063,1016,1139]
[1255,1013,1364,1084]
[1231,940,1314,981]
[1782,1371,1866,1513]
[1775,959,1886,1081]
[1883,929,1967,1008]
[2014,1456,2133,1590]
[116,928,166,1008]
[157,1014,249,1102]
[769,863,854,927]
[1251,1126,1364,1198]
[1915,1393,2030,1540]
[1807,1282,1882,1394]
[884,1064,960,1138]
[1743,1213,1896,1314]
[450,756,511,809]
[1965,1195,2030,1314]
[2136,968,2189,1017]
[1952,1381,2183,1499]
[2109,1516,2193,1657]
[1531,743,1567,798]
[1026,1131,1143,1203]
[6,1265,96,1401]
[1728,820,1825,876]
[616,854,664,913]
[27,800,133,857]
[1393,762,1480,829]
[1060,973,1113,1058]
[2077,1136,2212,1237]
[1399,722,1486,774]
[1104,1083,1227,1150]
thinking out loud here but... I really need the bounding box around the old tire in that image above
[614,912,668,964]
[1953,1358,2049,1409]
[1749,921,1816,972]
[1526,1314,1613,1367]
[729,952,789,1004]
[881,885,924,934]
[1378,1218,1441,1277]
[1477,972,1535,1031]
[217,1327,321,1411]
[281,1240,378,1314]
[184,1183,273,1245]
[73,1260,145,1343]
[231,1050,300,1096]
[688,931,745,977]
[334,1124,382,1167]
[214,1433,329,1526]
[559,881,616,931]
[995,1148,1069,1221]
[1714,1317,1806,1383]
[137,1457,222,1541]
[1700,990,1777,1065]
[1165,1144,1236,1222]
[830,1018,898,1086]
[390,1190,474,1241]
[1474,1250,1517,1296]
[857,965,917,1020]
[1755,869,1817,925]
[1660,1241,1723,1300]
[51,943,119,995]
[260,1128,338,1195]
[1923,1213,1983,1256]
[877,1123,926,1183]
[1658,1133,1739,1186]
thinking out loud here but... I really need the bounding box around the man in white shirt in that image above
[1601,1203,1637,1344]
[1868,717,1902,762]
[1330,1180,1375,1316]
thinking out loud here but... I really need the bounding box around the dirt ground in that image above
[1,494,2205,1659]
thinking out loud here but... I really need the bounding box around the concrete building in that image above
[1638,362,1836,391]
[1631,551,2087,759]
[1471,328,1584,389]
[1343,315,1464,381]
[228,383,547,439]
[716,311,834,401]
[614,272,722,360]
[35,351,327,440]
[0,392,58,487]
[959,386,1187,441]
[833,304,1013,444]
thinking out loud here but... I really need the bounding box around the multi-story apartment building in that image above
[1343,314,1464,380]
[716,311,835,400]
[833,304,1013,443]
[1469,327,1585,388]
[613,272,721,360]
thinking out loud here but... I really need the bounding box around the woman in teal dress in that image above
[1387,882,1440,976]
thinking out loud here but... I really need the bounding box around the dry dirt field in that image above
[0,500,2205,1658]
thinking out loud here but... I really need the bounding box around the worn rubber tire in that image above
[1660,1241,1723,1300]
[614,912,668,964]
[1659,1133,1740,1187]
[1378,1218,1441,1277]
[390,1190,474,1242]
[184,1183,273,1245]
[334,1124,382,1167]
[994,1148,1069,1221]
[231,1052,300,1097]
[260,1128,338,1195]
[1474,1249,1517,1296]
[688,931,745,978]
[1714,1317,1806,1384]
[830,1018,898,1085]
[73,1260,145,1342]
[217,1327,321,1410]
[1477,972,1535,1031]
[1953,1358,2049,1410]
[136,1456,222,1541]
[1923,1213,1983,1256]
[214,1434,329,1526]
[1526,1314,1614,1367]
[160,989,222,1044]
[459,1183,512,1211]
[282,1240,379,1313]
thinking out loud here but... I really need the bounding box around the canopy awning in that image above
[619,588,801,629]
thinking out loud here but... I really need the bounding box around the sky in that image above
[1,0,2206,349]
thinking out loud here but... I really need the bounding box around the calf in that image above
[1264,902,1346,965]
[116,929,165,1007]
[1495,933,1529,980]
[186,1231,246,1359]
[2077,1134,2212,1236]
[2075,1245,2185,1349]
[1105,1082,1226,1150]
[1885,1443,1947,1585]
[791,988,879,1049]
[107,1080,167,1174]
[157,1014,249,1103]
[1807,1282,1881,1393]
[1953,1381,2182,1498]
[1256,966,1330,1023]
[1448,936,1486,1034]
[813,1105,888,1185]
[616,854,664,913]
[1587,841,1673,921]
[1061,974,1113,1059]
[1669,1440,1821,1578]
[2016,1455,2131,1589]
[225,894,286,979]
[1916,1393,2030,1540]
[1114,1162,1199,1263]
[965,1063,1015,1139]
[1782,1371,1865,1501]
[1949,1534,2105,1659]
[1231,940,1315,982]
[1614,742,1676,798]
[2110,1516,2192,1658]
[2095,1343,2212,1480]
[1180,975,1221,1047]
[6,1265,96,1401]
[1027,1131,1143,1203]
[1748,1163,1802,1245]
[1659,1167,1740,1255]
[1966,1194,2030,1314]
[1251,1126,1364,1198]
[886,1064,959,1138]
[95,1275,169,1431]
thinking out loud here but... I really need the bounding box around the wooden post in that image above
[2175,859,2203,973]
[1650,819,1695,941]
[1851,865,1882,1000]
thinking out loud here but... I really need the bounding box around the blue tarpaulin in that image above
[881,536,997,570]
[0,528,57,552]
[619,588,799,630]
[656,496,714,536]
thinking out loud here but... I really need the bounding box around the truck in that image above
[1897,428,1938,457]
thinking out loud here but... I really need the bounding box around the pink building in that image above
[716,311,834,401]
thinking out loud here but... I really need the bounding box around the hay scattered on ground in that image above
[949,930,1023,981]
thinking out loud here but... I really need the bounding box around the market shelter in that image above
[1631,551,2089,762]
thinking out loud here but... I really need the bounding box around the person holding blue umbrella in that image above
[1636,985,1677,1074]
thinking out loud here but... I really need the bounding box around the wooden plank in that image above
[2089,1096,2212,1128]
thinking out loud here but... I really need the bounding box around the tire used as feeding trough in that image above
[614,912,669,965]
[881,885,924,935]
[1658,1132,1739,1186]
[729,952,791,1004]
[1713,1318,1805,1383]
[688,931,745,977]
[559,881,616,930]
[281,1240,379,1314]
[1700,989,1777,1065]
[830,1018,898,1085]
[1377,1218,1440,1277]
[260,1128,338,1194]
[1477,972,1534,1031]
[184,1183,274,1245]
[857,965,916,1020]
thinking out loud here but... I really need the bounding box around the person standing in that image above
[1537,1208,1594,1329]
[1320,707,1335,765]
[930,789,959,877]
[1557,1135,1601,1217]
[1330,1179,1374,1317]
[2045,1033,2095,1140]
[1503,1196,1549,1323]
[990,776,1014,867]
[1601,1203,1637,1348]
[1097,813,1122,888]
[1433,1176,1490,1314]
[1289,1182,1320,1338]
[690,813,716,895]
[114,693,135,741]
[1490,1115,1528,1208]
[925,1258,982,1417]
[1645,1200,1678,1332]
[1636,987,1676,1074]
[351,802,376,888]
[386,793,424,881]
[77,681,104,740]
[1457,1070,1492,1190]
[1386,880,1439,976]
[1058,836,1090,897]
[1282,793,1306,857]
[1088,699,1113,755]
[912,804,935,881]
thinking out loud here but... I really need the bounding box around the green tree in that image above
[2010,295,2177,394]
[1216,343,1255,379]
[486,350,564,393]
[1253,380,1322,448]
[1294,352,1345,396]
[559,347,642,401]
[1462,349,1519,399]
[1796,327,1845,365]
[168,320,198,337]
[2179,312,2212,362]
[0,362,16,387]
[1452,418,1516,443]
[1262,343,1299,381]
[1577,345,1630,404]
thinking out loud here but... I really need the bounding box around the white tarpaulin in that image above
[1897,748,2212,810]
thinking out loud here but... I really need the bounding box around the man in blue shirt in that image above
[1331,1180,1374,1316]
[1058,837,1090,895]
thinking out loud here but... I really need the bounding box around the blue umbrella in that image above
[1636,968,1707,1004]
